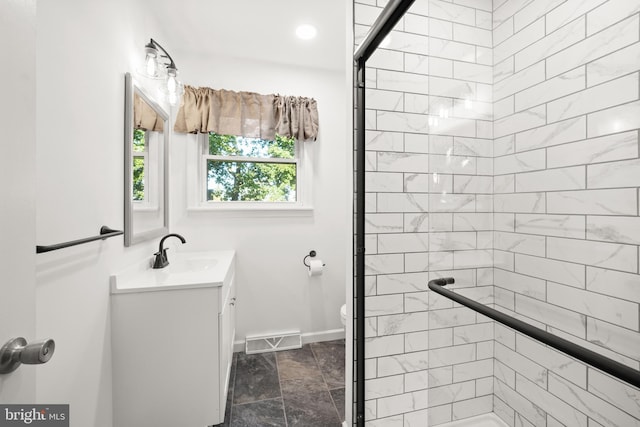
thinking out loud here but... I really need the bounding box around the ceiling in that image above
[147,0,348,71]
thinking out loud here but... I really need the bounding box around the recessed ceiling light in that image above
[296,24,317,40]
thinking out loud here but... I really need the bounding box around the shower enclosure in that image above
[352,0,640,425]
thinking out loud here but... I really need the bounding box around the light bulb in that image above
[167,74,177,94]
[168,91,178,106]
[145,55,157,76]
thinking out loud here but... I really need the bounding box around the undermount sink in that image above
[110,250,235,293]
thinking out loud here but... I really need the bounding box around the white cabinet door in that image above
[218,275,236,418]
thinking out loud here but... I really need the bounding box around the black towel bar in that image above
[36,226,123,254]
[428,277,640,390]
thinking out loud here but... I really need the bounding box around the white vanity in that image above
[110,250,236,427]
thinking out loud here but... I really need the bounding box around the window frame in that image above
[187,132,313,215]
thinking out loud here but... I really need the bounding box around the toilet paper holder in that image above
[0,337,55,374]
[302,250,326,268]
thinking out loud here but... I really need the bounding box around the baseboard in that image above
[302,328,346,344]
[234,328,345,353]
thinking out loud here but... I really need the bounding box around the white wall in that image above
[171,53,349,344]
[35,1,169,425]
[34,1,348,425]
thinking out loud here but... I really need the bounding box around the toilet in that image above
[340,304,347,326]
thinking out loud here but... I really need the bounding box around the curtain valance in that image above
[134,93,164,132]
[174,86,319,141]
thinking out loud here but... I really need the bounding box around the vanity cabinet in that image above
[111,251,236,427]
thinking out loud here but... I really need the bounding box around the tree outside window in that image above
[205,133,297,202]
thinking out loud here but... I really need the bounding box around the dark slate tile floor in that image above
[216,339,345,427]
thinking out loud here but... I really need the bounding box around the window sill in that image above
[186,204,314,218]
[133,205,160,212]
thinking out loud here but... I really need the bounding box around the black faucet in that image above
[152,233,187,269]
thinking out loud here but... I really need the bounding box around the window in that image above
[199,132,310,208]
[131,128,162,210]
[132,128,147,201]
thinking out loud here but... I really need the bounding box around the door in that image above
[0,0,37,402]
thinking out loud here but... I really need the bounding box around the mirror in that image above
[124,72,169,246]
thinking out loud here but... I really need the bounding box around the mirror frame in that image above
[124,72,170,246]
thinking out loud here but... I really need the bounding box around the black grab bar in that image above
[36,226,123,253]
[428,277,640,390]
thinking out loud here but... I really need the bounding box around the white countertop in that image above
[110,250,235,294]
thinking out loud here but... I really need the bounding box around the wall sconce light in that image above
[143,38,184,106]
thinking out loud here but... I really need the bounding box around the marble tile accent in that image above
[545,0,607,32]
[548,373,640,427]
[515,213,585,239]
[586,267,640,304]
[364,254,405,275]
[588,157,640,189]
[494,61,545,102]
[430,38,477,62]
[550,281,639,330]
[515,116,586,152]
[430,0,476,26]
[587,317,640,361]
[588,369,640,420]
[366,130,405,152]
[513,0,565,32]
[516,294,587,338]
[453,24,492,49]
[366,295,404,317]
[405,53,430,75]
[366,88,404,112]
[515,67,586,112]
[515,166,585,192]
[587,99,640,138]
[515,16,585,72]
[367,49,405,72]
[514,253,585,288]
[365,213,404,234]
[547,131,639,168]
[546,14,640,78]
[587,216,640,245]
[495,343,547,387]
[377,311,430,335]
[377,350,430,376]
[586,0,640,35]
[494,268,546,299]
[587,42,640,87]
[547,236,638,273]
[494,231,545,256]
[494,17,545,65]
[494,149,545,175]
[494,377,546,427]
[378,232,430,253]
[494,192,545,213]
[515,374,588,427]
[515,334,586,387]
[547,189,638,215]
[547,73,639,123]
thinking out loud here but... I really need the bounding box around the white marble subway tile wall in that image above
[356,0,497,425]
[425,0,496,424]
[492,0,640,426]
[356,0,640,425]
